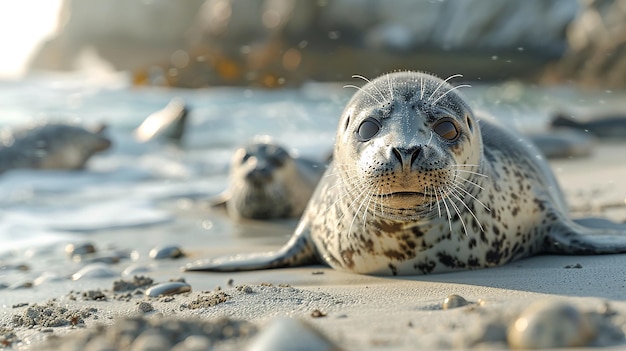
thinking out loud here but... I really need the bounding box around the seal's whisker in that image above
[343,84,382,104]
[454,176,485,191]
[352,74,386,102]
[427,74,463,102]
[438,187,453,233]
[448,164,480,168]
[432,84,472,106]
[453,169,489,178]
[434,185,442,218]
[340,181,372,233]
[386,73,394,101]
[449,182,491,212]
[444,188,468,237]
[448,186,485,232]
[426,131,433,146]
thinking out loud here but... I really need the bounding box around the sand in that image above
[1,143,626,350]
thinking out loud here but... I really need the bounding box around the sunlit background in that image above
[0,0,62,78]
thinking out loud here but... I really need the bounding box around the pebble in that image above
[65,242,96,258]
[71,263,118,280]
[442,294,469,310]
[145,282,191,297]
[137,301,154,314]
[149,245,184,260]
[247,317,339,351]
[507,300,596,349]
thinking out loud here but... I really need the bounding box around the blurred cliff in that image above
[27,0,626,88]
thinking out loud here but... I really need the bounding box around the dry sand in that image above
[1,143,626,350]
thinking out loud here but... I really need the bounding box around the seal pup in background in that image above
[0,123,111,174]
[211,137,326,220]
[134,97,189,144]
[186,71,626,276]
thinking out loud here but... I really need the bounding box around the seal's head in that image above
[228,137,298,219]
[336,71,481,220]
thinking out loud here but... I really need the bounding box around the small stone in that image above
[137,302,154,314]
[145,282,191,297]
[311,309,327,318]
[507,300,595,349]
[149,245,184,260]
[443,294,469,310]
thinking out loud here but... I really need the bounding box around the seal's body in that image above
[213,138,325,220]
[187,71,626,276]
[0,124,111,174]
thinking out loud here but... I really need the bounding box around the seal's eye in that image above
[357,118,381,141]
[433,119,459,141]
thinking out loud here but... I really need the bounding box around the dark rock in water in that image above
[528,129,595,159]
[550,113,626,140]
[0,123,111,174]
[134,98,189,144]
[247,317,340,351]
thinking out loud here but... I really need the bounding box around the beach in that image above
[0,139,625,350]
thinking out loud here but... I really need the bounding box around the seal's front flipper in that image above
[544,219,626,255]
[184,232,319,272]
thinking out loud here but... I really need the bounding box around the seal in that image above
[134,97,189,144]
[186,71,626,276]
[0,123,111,174]
[211,137,326,220]
[551,112,626,140]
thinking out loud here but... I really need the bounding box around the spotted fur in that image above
[187,71,626,276]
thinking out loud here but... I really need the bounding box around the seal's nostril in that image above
[392,148,403,166]
[410,147,421,165]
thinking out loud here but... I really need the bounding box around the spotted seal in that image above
[186,71,626,276]
[211,137,326,220]
[0,123,111,174]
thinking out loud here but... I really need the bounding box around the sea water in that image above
[0,73,622,255]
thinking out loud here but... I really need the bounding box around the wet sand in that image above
[1,144,626,350]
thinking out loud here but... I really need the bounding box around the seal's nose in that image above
[391,145,421,168]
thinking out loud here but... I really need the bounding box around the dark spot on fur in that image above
[388,263,398,276]
[341,249,355,269]
[415,261,436,274]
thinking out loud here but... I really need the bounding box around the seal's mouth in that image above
[378,191,436,198]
